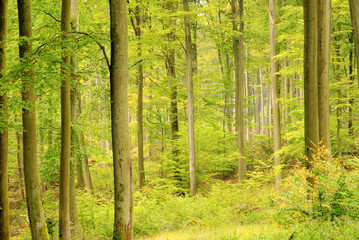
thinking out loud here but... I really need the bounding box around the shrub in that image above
[274,149,359,226]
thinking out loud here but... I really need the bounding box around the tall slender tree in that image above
[184,0,197,195]
[110,0,133,238]
[132,3,145,189]
[0,0,10,239]
[303,0,319,168]
[317,0,331,157]
[59,0,71,238]
[268,0,281,188]
[349,0,359,83]
[163,1,181,188]
[70,0,80,236]
[232,0,245,180]
[18,0,49,239]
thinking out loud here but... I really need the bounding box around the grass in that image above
[9,155,359,239]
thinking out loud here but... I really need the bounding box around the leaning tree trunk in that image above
[0,0,10,238]
[184,0,197,195]
[269,0,281,189]
[18,0,49,239]
[303,0,319,169]
[59,0,71,238]
[110,0,133,238]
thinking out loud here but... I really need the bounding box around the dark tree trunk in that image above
[0,0,10,238]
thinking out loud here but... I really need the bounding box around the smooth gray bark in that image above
[317,0,331,157]
[303,0,319,168]
[110,0,133,238]
[184,0,197,195]
[18,0,49,238]
[232,0,245,180]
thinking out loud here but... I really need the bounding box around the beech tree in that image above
[317,0,331,157]
[303,0,331,166]
[110,0,133,238]
[349,0,359,82]
[268,0,281,187]
[70,0,80,236]
[59,0,71,238]
[184,0,197,195]
[131,2,145,189]
[303,0,319,166]
[0,0,10,239]
[18,0,49,238]
[163,1,181,186]
[232,0,245,180]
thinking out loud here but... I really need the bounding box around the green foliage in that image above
[274,151,359,226]
[133,182,269,237]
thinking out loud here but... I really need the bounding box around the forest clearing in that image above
[1,0,359,239]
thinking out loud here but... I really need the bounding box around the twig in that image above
[44,11,61,23]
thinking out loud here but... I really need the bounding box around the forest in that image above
[1,0,359,239]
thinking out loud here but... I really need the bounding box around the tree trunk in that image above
[349,0,359,85]
[255,70,261,135]
[184,0,197,195]
[245,68,249,140]
[59,0,71,238]
[259,69,265,134]
[18,0,49,239]
[70,0,80,237]
[163,1,181,187]
[333,38,342,158]
[317,0,331,158]
[269,0,281,188]
[110,0,133,238]
[0,0,10,237]
[16,115,25,200]
[80,132,93,194]
[348,34,354,136]
[303,0,319,169]
[232,0,245,180]
[77,95,92,194]
[133,4,145,189]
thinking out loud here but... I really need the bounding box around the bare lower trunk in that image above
[232,0,245,180]
[304,0,319,171]
[349,0,359,85]
[184,0,197,195]
[110,0,133,238]
[0,1,9,235]
[15,116,25,200]
[133,5,145,189]
[18,0,49,238]
[317,0,331,158]
[59,0,72,238]
[269,0,281,189]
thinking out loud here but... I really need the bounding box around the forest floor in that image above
[9,157,359,240]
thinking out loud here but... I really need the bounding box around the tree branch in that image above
[34,31,110,71]
[44,11,61,22]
